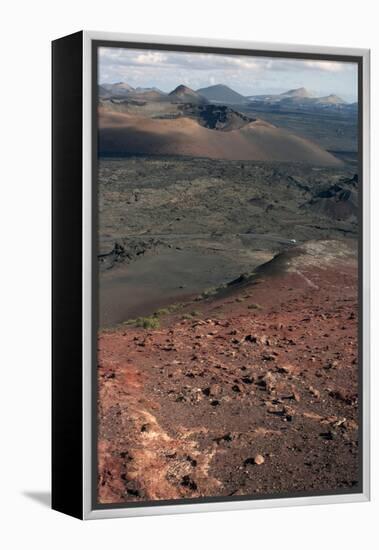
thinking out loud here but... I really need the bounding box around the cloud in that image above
[302,60,349,72]
[99,47,354,73]
[134,51,168,65]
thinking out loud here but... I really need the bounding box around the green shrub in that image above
[247,303,262,310]
[135,316,160,329]
[154,308,170,317]
[167,303,183,312]
[190,310,200,317]
[196,282,227,301]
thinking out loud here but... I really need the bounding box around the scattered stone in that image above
[203,384,222,397]
[214,433,233,444]
[209,383,222,396]
[254,454,265,465]
[262,353,276,361]
[321,415,337,425]
[283,405,295,422]
[119,451,133,461]
[309,386,320,399]
[329,389,357,405]
[332,417,347,428]
[291,389,301,402]
[186,456,198,467]
[303,411,323,421]
[244,334,270,345]
[98,165,361,505]
[191,389,204,403]
[123,477,141,497]
[181,475,197,491]
[320,430,336,440]
[259,372,276,392]
[324,360,339,370]
[266,337,277,347]
[278,363,296,375]
[344,419,359,430]
[266,405,281,414]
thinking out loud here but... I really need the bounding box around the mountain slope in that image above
[280,87,313,99]
[313,94,346,105]
[98,108,342,166]
[101,82,135,98]
[197,84,247,105]
[248,88,348,109]
[169,85,208,104]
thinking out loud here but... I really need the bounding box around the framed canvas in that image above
[52,31,370,520]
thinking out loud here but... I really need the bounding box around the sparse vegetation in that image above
[198,283,227,301]
[157,303,186,315]
[120,301,191,330]
[154,308,170,317]
[181,310,200,320]
[135,316,160,329]
[200,288,217,299]
[123,318,137,326]
[248,303,262,310]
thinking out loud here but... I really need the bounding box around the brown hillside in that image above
[99,108,342,166]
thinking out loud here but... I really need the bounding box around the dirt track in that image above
[97,241,359,504]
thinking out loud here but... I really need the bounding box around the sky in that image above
[99,47,358,102]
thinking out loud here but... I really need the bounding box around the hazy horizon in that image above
[99,47,358,103]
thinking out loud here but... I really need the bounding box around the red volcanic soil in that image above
[97,241,359,504]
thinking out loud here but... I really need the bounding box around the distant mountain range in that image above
[246,87,357,114]
[99,82,357,113]
[247,87,346,105]
[99,83,165,99]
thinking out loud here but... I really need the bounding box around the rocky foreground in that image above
[97,240,359,504]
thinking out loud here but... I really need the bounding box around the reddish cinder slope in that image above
[97,241,359,504]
